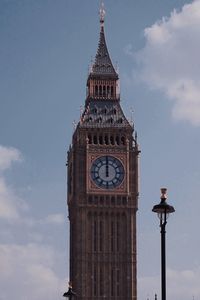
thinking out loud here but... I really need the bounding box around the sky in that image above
[0,0,200,299]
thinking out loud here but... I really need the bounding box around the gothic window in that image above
[103,85,106,97]
[111,196,115,204]
[88,135,92,144]
[121,136,125,145]
[110,136,114,145]
[122,196,127,205]
[116,269,120,296]
[111,86,114,96]
[111,220,114,252]
[100,267,104,296]
[99,220,103,251]
[88,196,93,204]
[105,135,109,145]
[117,196,121,205]
[116,136,119,145]
[94,219,97,252]
[95,85,98,96]
[99,85,102,96]
[107,85,110,97]
[111,269,114,296]
[93,136,97,144]
[122,213,127,253]
[116,220,120,252]
[99,135,103,144]
[100,196,104,204]
[93,265,97,296]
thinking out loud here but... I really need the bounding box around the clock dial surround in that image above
[91,155,124,189]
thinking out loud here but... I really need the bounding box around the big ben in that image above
[67,5,139,300]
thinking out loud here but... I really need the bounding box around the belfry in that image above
[67,4,139,300]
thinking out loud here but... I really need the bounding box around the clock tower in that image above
[67,5,139,300]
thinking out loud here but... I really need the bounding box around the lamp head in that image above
[152,188,175,219]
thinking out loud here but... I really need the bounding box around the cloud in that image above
[0,243,66,300]
[0,145,67,299]
[167,268,200,298]
[0,177,19,219]
[43,213,65,225]
[0,145,22,172]
[0,145,23,220]
[135,0,200,126]
[138,267,200,300]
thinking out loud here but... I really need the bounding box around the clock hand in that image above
[106,156,109,177]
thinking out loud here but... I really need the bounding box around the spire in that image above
[90,3,118,79]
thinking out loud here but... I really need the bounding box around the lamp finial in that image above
[160,188,167,200]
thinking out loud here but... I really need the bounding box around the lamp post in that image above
[63,283,76,300]
[152,188,175,300]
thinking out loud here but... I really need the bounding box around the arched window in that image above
[88,135,92,144]
[103,85,106,97]
[110,136,114,145]
[116,136,119,145]
[111,196,115,204]
[107,86,110,97]
[99,220,103,252]
[88,196,93,203]
[105,135,109,145]
[99,136,103,144]
[94,136,97,144]
[111,86,114,97]
[95,85,98,96]
[99,85,102,96]
[121,136,125,145]
[100,196,104,204]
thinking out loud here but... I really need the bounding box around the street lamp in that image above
[152,188,175,300]
[63,283,76,300]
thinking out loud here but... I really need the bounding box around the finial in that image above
[99,2,106,26]
[72,120,77,130]
[80,105,83,118]
[130,107,134,126]
[160,188,167,200]
[135,131,137,142]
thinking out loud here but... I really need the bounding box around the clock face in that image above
[91,156,124,189]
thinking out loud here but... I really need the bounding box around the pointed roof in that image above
[89,4,118,79]
[80,99,131,129]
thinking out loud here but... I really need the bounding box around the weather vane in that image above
[99,2,105,26]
